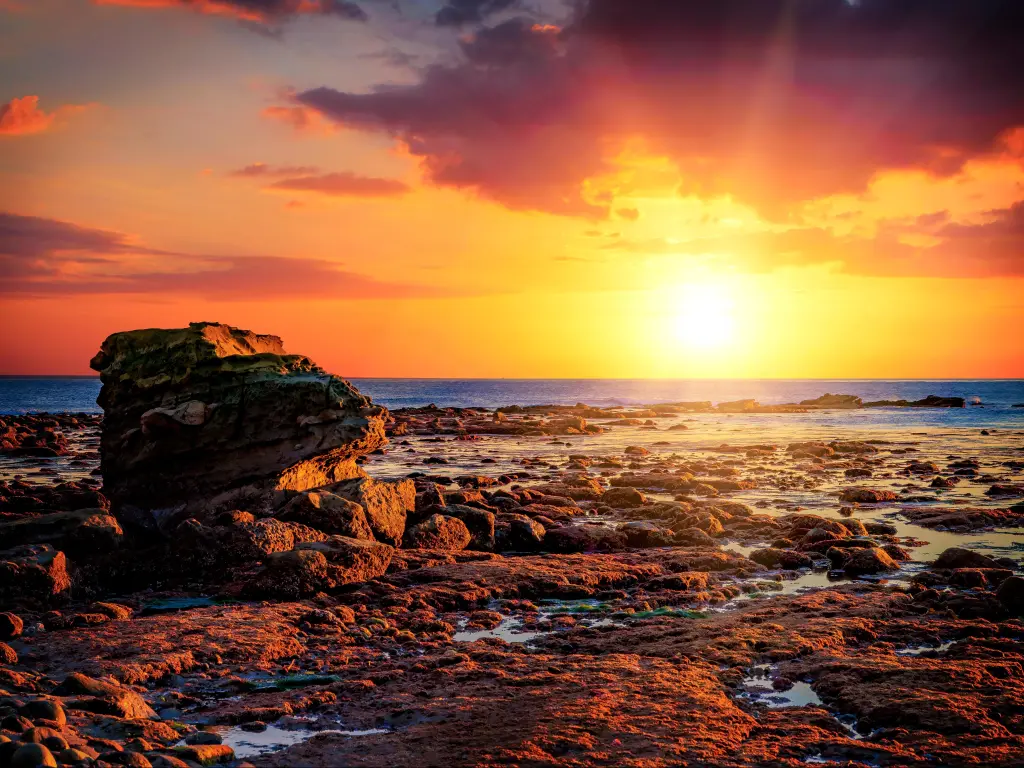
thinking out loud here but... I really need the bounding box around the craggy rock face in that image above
[90,322,387,530]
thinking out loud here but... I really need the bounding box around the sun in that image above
[670,283,736,350]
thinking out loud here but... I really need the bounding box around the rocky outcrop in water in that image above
[90,322,388,532]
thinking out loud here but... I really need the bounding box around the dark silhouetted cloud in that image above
[0,211,443,298]
[94,0,367,25]
[435,0,515,27]
[293,1,1024,218]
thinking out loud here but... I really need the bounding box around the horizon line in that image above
[1,375,1023,383]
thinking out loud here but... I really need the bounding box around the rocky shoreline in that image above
[1,324,1023,767]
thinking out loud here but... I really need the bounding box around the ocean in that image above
[2,376,1023,429]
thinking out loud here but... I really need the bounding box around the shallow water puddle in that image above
[184,723,388,759]
[738,664,824,708]
[453,617,547,644]
[896,640,956,656]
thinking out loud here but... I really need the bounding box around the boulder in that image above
[55,673,157,719]
[933,547,1001,570]
[404,515,472,551]
[996,575,1024,615]
[0,509,123,556]
[245,536,393,598]
[502,515,546,551]
[90,322,387,531]
[0,546,70,605]
[0,612,23,639]
[542,525,627,553]
[277,491,374,539]
[10,743,57,768]
[437,504,496,550]
[844,547,899,576]
[330,477,415,546]
[619,521,674,548]
[601,487,646,508]
[749,548,814,570]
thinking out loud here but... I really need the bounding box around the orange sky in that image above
[1,0,1022,378]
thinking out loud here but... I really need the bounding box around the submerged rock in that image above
[90,322,387,531]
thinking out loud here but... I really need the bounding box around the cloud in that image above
[605,206,1024,278]
[0,211,443,299]
[226,162,321,177]
[0,96,88,137]
[292,1,1024,219]
[435,0,515,27]
[93,0,367,25]
[261,104,336,134]
[266,172,409,198]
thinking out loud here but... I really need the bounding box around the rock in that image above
[20,727,62,745]
[100,751,152,767]
[881,544,912,562]
[619,521,674,548]
[437,504,495,550]
[54,673,157,719]
[10,743,57,768]
[277,491,374,539]
[0,509,123,557]
[20,701,65,727]
[749,548,814,570]
[404,515,472,551]
[504,515,546,550]
[245,536,393,598]
[985,484,1024,498]
[542,526,626,553]
[601,487,646,508]
[149,755,190,768]
[799,393,862,408]
[844,547,899,576]
[184,732,223,745]
[58,749,94,765]
[863,395,965,408]
[0,642,16,664]
[90,322,387,530]
[0,612,23,639]
[839,488,898,503]
[996,575,1024,615]
[933,547,1001,570]
[172,744,235,764]
[0,546,71,605]
[2,714,33,731]
[329,477,415,546]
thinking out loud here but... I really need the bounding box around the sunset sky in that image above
[2,0,1023,378]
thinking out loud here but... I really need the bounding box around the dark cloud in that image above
[436,0,515,27]
[0,212,167,259]
[96,0,367,26]
[295,0,1024,219]
[266,172,409,197]
[0,212,442,299]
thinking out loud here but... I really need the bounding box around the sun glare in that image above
[670,283,736,350]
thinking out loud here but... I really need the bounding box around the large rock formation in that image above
[91,322,388,531]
